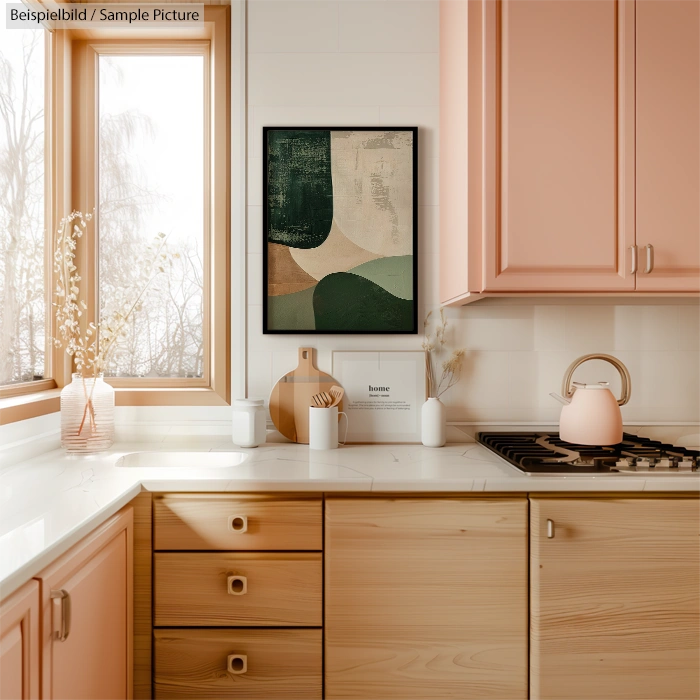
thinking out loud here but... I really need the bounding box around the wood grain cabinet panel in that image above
[0,580,40,700]
[325,498,528,699]
[154,628,322,699]
[530,497,700,700]
[636,0,700,292]
[39,507,133,700]
[153,495,322,551]
[154,552,322,627]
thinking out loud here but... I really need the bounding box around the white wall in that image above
[245,0,441,394]
[246,0,700,427]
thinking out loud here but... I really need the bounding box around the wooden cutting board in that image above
[269,347,342,444]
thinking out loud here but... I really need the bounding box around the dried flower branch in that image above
[52,210,168,433]
[422,307,466,399]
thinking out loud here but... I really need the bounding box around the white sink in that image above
[116,451,248,469]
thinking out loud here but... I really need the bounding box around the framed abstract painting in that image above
[263,126,418,334]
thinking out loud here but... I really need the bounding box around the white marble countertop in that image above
[1,439,698,598]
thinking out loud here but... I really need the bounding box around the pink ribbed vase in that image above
[60,373,115,453]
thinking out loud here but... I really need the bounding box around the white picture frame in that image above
[332,350,427,443]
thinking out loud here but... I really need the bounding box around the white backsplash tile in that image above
[418,205,439,255]
[244,0,699,428]
[338,1,439,54]
[533,306,567,350]
[564,305,616,352]
[247,206,262,254]
[247,157,262,206]
[248,52,439,108]
[247,253,263,306]
[248,0,340,54]
[678,305,700,351]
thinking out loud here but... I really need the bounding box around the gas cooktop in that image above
[476,432,699,476]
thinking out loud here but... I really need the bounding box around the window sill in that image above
[115,387,230,407]
[0,389,61,425]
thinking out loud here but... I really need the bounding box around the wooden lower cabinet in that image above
[325,497,528,699]
[531,497,700,700]
[154,552,322,627]
[39,507,133,700]
[154,628,322,699]
[0,580,40,700]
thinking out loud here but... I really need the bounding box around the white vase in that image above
[60,373,115,453]
[421,397,446,447]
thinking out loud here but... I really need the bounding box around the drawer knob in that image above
[228,515,248,533]
[227,575,247,595]
[227,654,247,675]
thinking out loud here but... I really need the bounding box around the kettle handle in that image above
[562,354,632,406]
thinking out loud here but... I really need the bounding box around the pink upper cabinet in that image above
[636,0,700,292]
[440,0,636,299]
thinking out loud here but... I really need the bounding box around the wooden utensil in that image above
[329,386,345,407]
[269,348,342,444]
[311,392,331,408]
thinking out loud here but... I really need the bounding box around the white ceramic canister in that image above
[309,406,349,450]
[232,399,267,447]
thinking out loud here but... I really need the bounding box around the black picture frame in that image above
[262,126,419,335]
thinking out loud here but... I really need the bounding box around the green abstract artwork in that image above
[264,128,417,334]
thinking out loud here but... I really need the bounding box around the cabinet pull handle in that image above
[50,589,70,641]
[629,245,638,274]
[643,244,654,274]
[227,654,247,675]
[546,519,555,539]
[228,515,248,533]
[227,575,247,595]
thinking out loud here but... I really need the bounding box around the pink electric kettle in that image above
[550,354,632,446]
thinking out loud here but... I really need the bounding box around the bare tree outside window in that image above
[0,23,45,386]
[98,55,205,379]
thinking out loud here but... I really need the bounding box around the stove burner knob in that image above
[615,458,634,469]
[636,458,654,469]
[654,458,675,469]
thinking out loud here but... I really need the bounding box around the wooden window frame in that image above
[71,7,230,407]
[1,7,230,424]
[0,29,56,403]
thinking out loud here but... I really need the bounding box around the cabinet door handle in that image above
[50,589,70,641]
[228,515,248,533]
[546,519,555,539]
[629,245,638,274]
[643,244,654,274]
[227,654,247,674]
[227,575,247,595]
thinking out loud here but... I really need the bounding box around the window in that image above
[72,7,230,405]
[98,54,206,379]
[0,17,48,391]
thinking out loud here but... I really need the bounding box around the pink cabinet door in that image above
[0,581,40,700]
[39,507,133,700]
[481,0,635,292]
[636,0,700,292]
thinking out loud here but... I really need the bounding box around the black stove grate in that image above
[476,432,699,475]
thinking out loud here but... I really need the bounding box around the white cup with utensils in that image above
[309,406,348,450]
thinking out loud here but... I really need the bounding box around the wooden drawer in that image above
[154,553,322,626]
[154,628,322,699]
[153,495,322,551]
